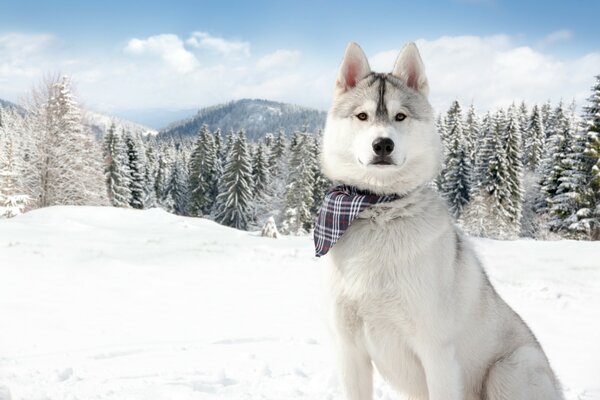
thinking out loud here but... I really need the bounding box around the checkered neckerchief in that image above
[314,185,400,257]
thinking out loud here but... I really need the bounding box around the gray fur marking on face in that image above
[331,72,432,123]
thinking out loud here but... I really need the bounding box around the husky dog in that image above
[320,42,563,400]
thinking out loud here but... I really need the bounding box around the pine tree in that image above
[33,75,107,207]
[188,125,219,217]
[281,133,316,234]
[473,112,493,187]
[541,101,552,136]
[103,123,131,207]
[442,101,471,218]
[518,101,529,140]
[269,128,287,174]
[463,111,512,238]
[310,130,330,214]
[215,130,254,230]
[504,105,524,235]
[251,142,274,227]
[163,158,188,215]
[143,142,158,207]
[537,102,572,214]
[252,143,270,196]
[435,114,448,190]
[569,75,600,239]
[524,105,545,171]
[464,104,479,170]
[0,123,29,217]
[124,131,145,209]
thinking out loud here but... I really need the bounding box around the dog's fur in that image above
[320,42,563,400]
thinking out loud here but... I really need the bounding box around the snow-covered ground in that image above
[0,206,599,400]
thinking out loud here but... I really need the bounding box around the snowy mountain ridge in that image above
[158,98,327,141]
[83,109,158,138]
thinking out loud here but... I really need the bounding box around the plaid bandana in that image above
[314,185,401,257]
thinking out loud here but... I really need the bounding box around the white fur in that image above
[321,42,563,400]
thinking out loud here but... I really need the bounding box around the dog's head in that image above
[321,42,441,195]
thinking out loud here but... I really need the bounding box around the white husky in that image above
[320,42,563,400]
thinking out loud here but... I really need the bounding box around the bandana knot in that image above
[313,185,400,257]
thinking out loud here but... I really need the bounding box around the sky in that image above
[1,0,599,128]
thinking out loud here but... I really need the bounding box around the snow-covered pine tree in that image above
[251,142,273,227]
[310,130,330,214]
[524,105,545,171]
[0,121,29,218]
[549,125,586,234]
[442,101,472,218]
[188,125,219,217]
[252,143,271,197]
[464,104,480,170]
[124,130,145,209]
[33,75,107,207]
[568,75,600,239]
[103,123,131,207]
[261,216,279,238]
[281,133,316,235]
[162,158,188,215]
[214,128,224,161]
[435,114,448,190]
[541,101,552,137]
[154,146,172,207]
[263,132,274,151]
[537,102,572,214]
[518,101,529,140]
[462,111,513,238]
[269,128,287,174]
[504,105,524,235]
[473,112,493,187]
[143,141,158,207]
[215,130,254,230]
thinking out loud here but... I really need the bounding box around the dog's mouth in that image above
[370,157,395,166]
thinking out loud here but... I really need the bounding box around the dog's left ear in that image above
[336,42,371,93]
[392,42,429,97]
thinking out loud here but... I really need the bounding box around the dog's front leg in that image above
[336,340,373,400]
[420,345,463,400]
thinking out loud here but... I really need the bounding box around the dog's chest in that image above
[327,209,436,326]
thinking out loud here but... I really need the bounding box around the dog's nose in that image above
[372,138,394,156]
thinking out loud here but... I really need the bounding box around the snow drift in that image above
[0,206,598,399]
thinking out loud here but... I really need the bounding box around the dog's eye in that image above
[395,113,407,122]
[356,112,368,121]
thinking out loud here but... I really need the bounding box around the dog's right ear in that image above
[336,42,371,93]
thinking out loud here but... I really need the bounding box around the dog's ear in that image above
[392,42,429,96]
[336,42,371,93]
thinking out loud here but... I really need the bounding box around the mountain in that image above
[83,110,157,139]
[158,99,327,141]
[0,98,26,114]
[1,97,156,138]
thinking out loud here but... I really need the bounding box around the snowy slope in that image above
[83,110,158,138]
[0,207,598,400]
[158,99,326,141]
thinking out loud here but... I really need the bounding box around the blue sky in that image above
[1,0,599,127]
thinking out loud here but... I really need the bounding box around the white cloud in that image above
[186,32,250,57]
[369,35,600,114]
[124,34,199,73]
[1,31,599,125]
[540,29,574,46]
[256,49,301,70]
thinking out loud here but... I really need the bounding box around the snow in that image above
[0,206,599,400]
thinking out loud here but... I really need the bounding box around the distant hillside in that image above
[83,110,157,139]
[1,97,156,139]
[158,99,327,141]
[0,98,26,114]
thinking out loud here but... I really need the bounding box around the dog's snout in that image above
[372,138,394,156]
